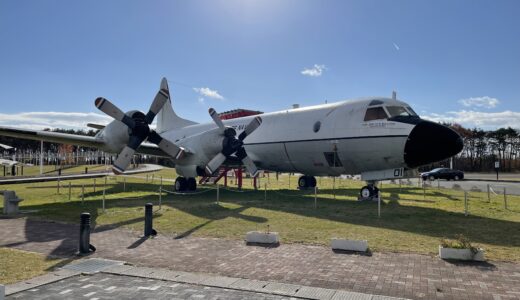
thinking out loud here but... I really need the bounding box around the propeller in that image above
[204,108,262,177]
[95,78,185,174]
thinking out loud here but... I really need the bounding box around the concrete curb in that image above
[101,263,410,300]
[5,269,80,296]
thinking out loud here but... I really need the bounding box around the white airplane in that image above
[0,78,463,198]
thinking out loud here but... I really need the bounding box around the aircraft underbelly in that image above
[281,136,407,176]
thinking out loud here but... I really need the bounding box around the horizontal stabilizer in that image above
[87,123,106,130]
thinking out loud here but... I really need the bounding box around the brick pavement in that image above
[1,217,519,299]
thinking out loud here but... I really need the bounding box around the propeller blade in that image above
[113,146,136,174]
[145,88,169,124]
[148,130,185,159]
[209,108,225,132]
[241,155,260,177]
[205,152,227,175]
[238,116,262,141]
[235,147,259,177]
[95,97,135,129]
[160,77,169,95]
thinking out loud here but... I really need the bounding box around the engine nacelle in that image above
[96,120,129,153]
[175,128,226,177]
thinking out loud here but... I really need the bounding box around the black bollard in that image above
[85,167,88,174]
[144,203,157,237]
[58,168,62,176]
[79,213,96,254]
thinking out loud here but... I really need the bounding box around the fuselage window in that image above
[368,99,384,106]
[386,106,411,118]
[364,107,388,121]
[406,106,418,116]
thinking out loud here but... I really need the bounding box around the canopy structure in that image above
[0,143,14,150]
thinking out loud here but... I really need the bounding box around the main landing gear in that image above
[175,177,197,192]
[298,175,317,189]
[359,182,379,200]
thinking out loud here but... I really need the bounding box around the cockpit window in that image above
[364,107,388,121]
[406,106,418,116]
[368,100,384,106]
[386,106,413,117]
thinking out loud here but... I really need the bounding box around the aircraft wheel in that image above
[187,177,197,191]
[298,176,308,188]
[175,177,187,192]
[360,186,372,198]
[308,176,317,188]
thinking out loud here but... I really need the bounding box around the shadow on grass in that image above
[9,181,520,259]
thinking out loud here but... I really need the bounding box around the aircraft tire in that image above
[187,177,197,191]
[175,177,187,192]
[360,186,372,198]
[308,176,317,187]
[298,176,308,188]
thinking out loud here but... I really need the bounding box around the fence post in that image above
[333,177,336,200]
[102,177,106,213]
[81,184,85,205]
[464,191,468,216]
[68,182,72,201]
[314,186,318,209]
[216,184,220,205]
[423,181,426,200]
[437,179,440,189]
[264,183,267,201]
[93,178,96,192]
[487,184,490,202]
[123,176,126,192]
[159,177,163,210]
[504,187,508,210]
[57,178,60,194]
[399,179,402,192]
[378,192,381,218]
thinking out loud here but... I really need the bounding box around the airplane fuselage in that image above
[163,98,418,177]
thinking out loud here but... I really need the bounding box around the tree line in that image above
[442,124,519,172]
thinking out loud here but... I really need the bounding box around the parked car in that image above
[421,168,464,181]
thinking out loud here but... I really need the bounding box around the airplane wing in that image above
[0,126,168,157]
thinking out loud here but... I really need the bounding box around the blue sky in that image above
[1,0,519,129]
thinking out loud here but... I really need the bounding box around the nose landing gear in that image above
[359,182,379,200]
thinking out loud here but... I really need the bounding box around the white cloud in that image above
[301,64,326,77]
[458,96,499,109]
[0,112,112,130]
[422,110,520,129]
[193,87,224,100]
[197,97,205,104]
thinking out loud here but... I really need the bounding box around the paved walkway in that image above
[6,258,405,299]
[1,218,519,299]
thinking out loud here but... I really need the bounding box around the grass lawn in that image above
[0,248,65,284]
[1,168,519,262]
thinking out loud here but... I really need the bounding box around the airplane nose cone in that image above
[404,120,463,168]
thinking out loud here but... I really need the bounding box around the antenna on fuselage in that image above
[392,91,397,100]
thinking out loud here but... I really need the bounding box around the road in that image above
[390,177,520,195]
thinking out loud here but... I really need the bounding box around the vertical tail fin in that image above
[156,78,198,133]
